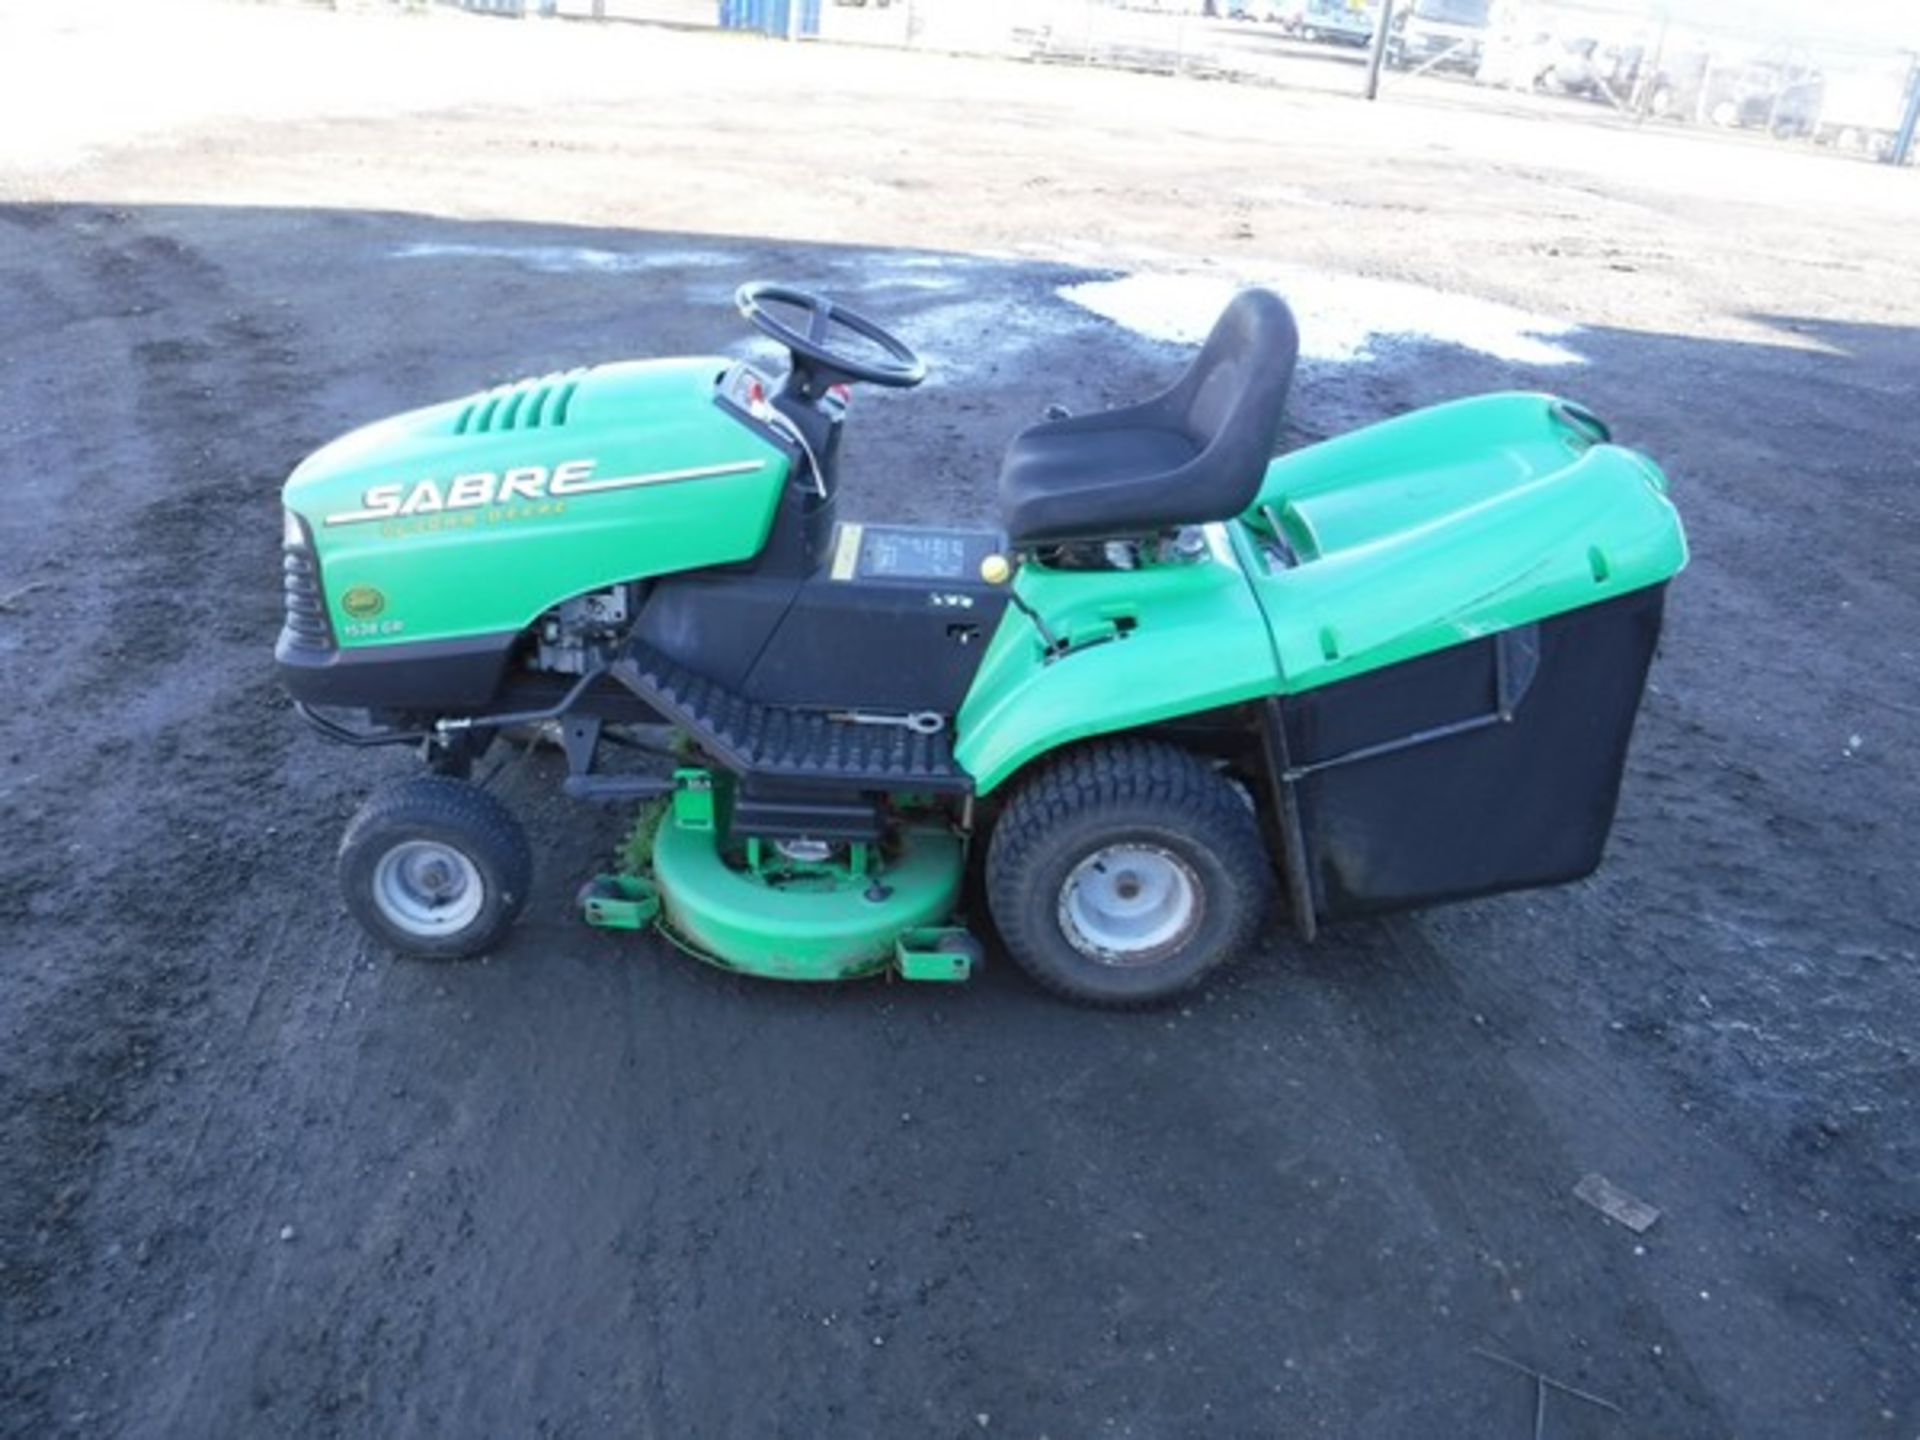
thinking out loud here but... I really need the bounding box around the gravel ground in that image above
[1,5,1916,1437]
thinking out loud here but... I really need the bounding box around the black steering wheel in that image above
[735,282,927,395]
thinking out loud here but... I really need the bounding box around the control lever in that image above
[827,710,946,736]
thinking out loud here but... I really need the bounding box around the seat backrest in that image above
[1161,288,1299,514]
[996,287,1301,546]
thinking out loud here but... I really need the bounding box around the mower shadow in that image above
[3,199,1916,1440]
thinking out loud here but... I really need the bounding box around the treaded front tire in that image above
[985,739,1274,1007]
[338,776,533,959]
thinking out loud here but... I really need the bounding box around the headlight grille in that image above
[281,520,333,650]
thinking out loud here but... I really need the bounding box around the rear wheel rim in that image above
[372,841,485,937]
[1058,844,1202,967]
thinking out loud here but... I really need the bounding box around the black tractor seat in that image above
[999,288,1299,545]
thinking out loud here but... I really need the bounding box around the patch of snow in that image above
[1061,269,1585,368]
[851,273,971,293]
[391,243,733,274]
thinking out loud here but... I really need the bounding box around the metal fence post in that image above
[1892,57,1920,166]
[1364,0,1396,100]
[1632,8,1670,118]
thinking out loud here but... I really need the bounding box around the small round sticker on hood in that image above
[341,586,386,619]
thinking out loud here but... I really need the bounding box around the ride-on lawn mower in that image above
[277,284,1686,1005]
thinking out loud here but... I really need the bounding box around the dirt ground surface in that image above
[2,4,1916,1437]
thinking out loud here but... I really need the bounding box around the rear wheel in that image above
[338,776,533,958]
[986,740,1274,1007]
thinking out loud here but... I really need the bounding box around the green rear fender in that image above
[953,536,1280,796]
[1240,391,1689,692]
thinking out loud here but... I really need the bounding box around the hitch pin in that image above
[828,710,946,736]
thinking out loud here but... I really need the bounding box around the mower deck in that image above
[650,818,967,981]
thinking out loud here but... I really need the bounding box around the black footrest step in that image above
[613,643,970,792]
[562,773,678,804]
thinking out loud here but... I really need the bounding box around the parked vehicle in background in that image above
[1528,35,1602,97]
[1800,56,1920,157]
[1284,0,1376,48]
[1642,45,1819,132]
[1719,49,1822,132]
[1641,47,1708,120]
[1387,0,1491,74]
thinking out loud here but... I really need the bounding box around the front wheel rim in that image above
[1058,844,1203,967]
[372,840,485,937]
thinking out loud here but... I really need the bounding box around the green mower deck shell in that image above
[651,818,966,981]
[1239,392,1689,693]
[953,539,1282,795]
[283,359,791,647]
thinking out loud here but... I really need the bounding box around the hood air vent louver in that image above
[452,369,587,436]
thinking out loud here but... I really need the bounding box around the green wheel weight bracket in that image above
[579,874,662,931]
[894,927,981,983]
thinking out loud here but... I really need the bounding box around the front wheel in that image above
[338,776,533,958]
[986,740,1275,1007]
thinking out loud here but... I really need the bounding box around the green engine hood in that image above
[284,358,790,647]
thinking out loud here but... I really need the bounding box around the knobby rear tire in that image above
[985,739,1274,1007]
